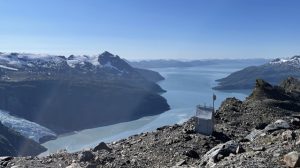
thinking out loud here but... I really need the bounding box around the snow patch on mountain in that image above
[0,53,65,68]
[269,56,300,68]
[67,55,100,68]
[0,110,57,143]
[103,61,123,72]
[270,58,288,64]
[0,53,104,69]
[0,65,18,71]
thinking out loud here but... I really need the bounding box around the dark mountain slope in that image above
[134,68,164,82]
[0,79,169,133]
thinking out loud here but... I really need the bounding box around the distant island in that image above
[214,56,300,90]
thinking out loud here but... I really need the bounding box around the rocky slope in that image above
[0,52,170,134]
[5,77,300,167]
[214,55,300,90]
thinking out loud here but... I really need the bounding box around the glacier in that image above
[0,110,57,143]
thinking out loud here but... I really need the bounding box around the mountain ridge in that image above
[0,51,164,82]
[213,55,300,90]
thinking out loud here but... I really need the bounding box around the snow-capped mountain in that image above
[0,52,66,70]
[0,51,168,139]
[269,55,300,68]
[0,51,132,74]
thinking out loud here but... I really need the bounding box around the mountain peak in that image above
[100,51,116,58]
[255,79,273,89]
[98,52,132,73]
[291,55,300,59]
[68,55,76,60]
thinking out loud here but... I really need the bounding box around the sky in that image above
[0,0,300,60]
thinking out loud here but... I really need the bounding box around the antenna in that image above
[213,93,216,113]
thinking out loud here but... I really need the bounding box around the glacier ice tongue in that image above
[0,110,57,143]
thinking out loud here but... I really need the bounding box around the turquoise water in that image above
[41,64,251,155]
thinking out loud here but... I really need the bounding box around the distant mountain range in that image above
[129,58,269,68]
[0,51,170,146]
[214,56,300,90]
[0,51,163,83]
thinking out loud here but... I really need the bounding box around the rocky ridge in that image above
[4,77,300,167]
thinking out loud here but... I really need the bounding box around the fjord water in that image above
[41,63,251,155]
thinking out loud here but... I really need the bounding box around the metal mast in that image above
[213,93,216,113]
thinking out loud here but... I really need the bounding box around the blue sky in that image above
[0,0,299,60]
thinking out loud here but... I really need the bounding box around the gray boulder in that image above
[93,142,112,152]
[66,163,82,168]
[291,118,300,126]
[284,151,300,168]
[200,140,243,167]
[245,129,264,141]
[184,150,199,159]
[281,130,295,141]
[264,119,290,132]
[78,151,94,162]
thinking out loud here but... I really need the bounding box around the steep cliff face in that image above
[0,122,46,156]
[0,79,169,133]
